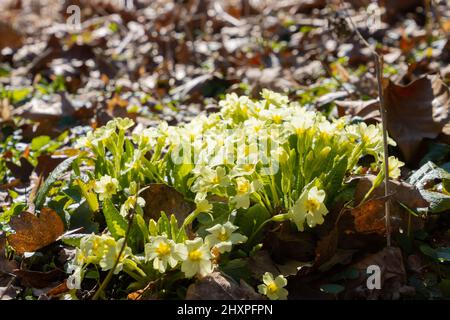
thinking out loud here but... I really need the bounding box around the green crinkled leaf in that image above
[35,157,77,209]
[323,155,348,203]
[420,245,450,262]
[409,162,450,184]
[135,214,148,241]
[420,190,450,213]
[31,136,51,151]
[103,199,127,239]
[408,161,450,213]
[69,201,99,234]
[76,179,99,213]
[196,202,230,238]
[60,233,86,247]
[234,204,270,247]
[158,212,171,237]
[221,258,250,282]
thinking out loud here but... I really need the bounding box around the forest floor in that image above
[0,0,450,300]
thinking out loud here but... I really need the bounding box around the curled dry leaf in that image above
[7,208,65,255]
[383,74,450,162]
[335,99,381,123]
[354,175,429,208]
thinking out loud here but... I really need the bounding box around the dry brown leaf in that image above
[379,0,423,23]
[5,157,34,184]
[344,247,411,300]
[354,175,428,209]
[140,184,194,224]
[335,99,381,123]
[315,227,339,267]
[349,175,428,235]
[264,223,316,262]
[351,196,389,235]
[7,208,65,254]
[186,272,261,300]
[0,21,23,49]
[383,74,450,162]
[13,269,64,289]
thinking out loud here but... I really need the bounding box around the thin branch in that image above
[339,1,391,247]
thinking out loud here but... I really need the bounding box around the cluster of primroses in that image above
[67,89,403,299]
[67,221,248,291]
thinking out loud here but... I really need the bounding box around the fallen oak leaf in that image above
[0,21,23,50]
[140,183,194,225]
[13,269,65,289]
[338,74,450,163]
[353,175,429,209]
[351,196,390,235]
[343,246,411,300]
[335,99,381,123]
[7,208,64,255]
[347,175,428,236]
[314,227,339,267]
[383,74,450,163]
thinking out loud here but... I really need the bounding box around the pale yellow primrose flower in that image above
[68,234,131,288]
[99,237,132,274]
[195,197,213,214]
[145,236,187,273]
[120,195,146,217]
[114,117,134,131]
[94,175,119,201]
[258,272,288,300]
[205,222,247,253]
[191,166,230,194]
[79,233,105,264]
[388,156,404,179]
[261,88,289,106]
[288,186,328,231]
[232,177,262,209]
[181,238,213,278]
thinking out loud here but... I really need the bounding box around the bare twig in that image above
[339,1,391,247]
